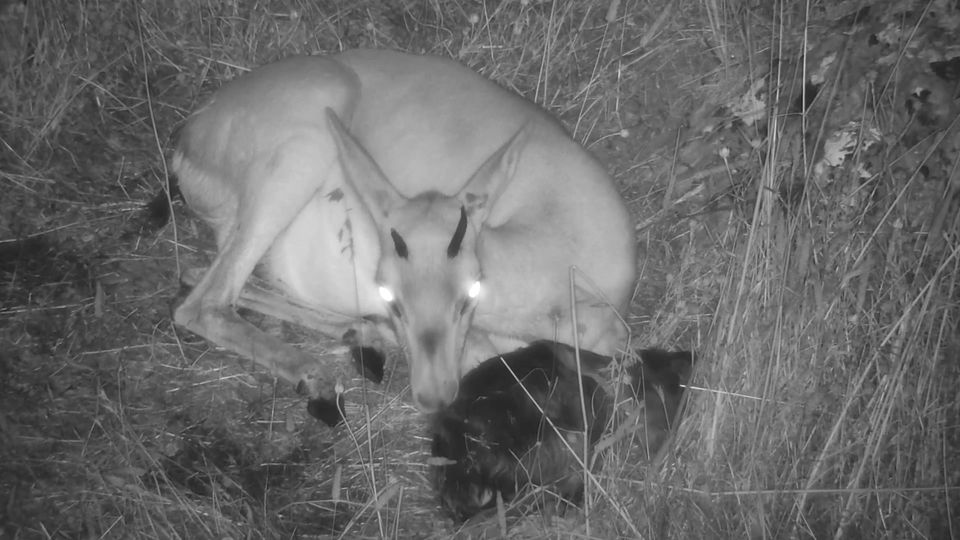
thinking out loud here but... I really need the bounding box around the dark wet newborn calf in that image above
[430,340,692,521]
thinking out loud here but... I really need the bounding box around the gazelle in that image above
[171,49,636,424]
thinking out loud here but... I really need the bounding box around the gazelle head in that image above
[326,109,526,412]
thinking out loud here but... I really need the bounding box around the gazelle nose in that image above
[414,383,458,413]
[418,329,442,358]
[414,392,443,413]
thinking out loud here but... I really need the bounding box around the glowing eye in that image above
[378,286,395,303]
[467,280,482,299]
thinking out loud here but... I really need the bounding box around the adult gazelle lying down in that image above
[171,49,636,424]
[431,341,694,521]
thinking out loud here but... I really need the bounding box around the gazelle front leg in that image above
[173,137,348,426]
[181,267,393,388]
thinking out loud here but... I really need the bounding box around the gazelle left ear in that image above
[457,124,529,224]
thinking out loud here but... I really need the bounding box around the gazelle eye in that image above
[378,286,395,303]
[467,280,482,299]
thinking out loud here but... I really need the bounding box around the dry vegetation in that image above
[1,0,958,538]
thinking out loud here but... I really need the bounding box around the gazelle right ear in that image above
[326,108,405,225]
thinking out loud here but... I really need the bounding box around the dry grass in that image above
[1,0,958,538]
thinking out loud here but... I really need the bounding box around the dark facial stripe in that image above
[391,229,408,259]
[447,206,468,259]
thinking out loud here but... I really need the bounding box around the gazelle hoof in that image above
[307,394,345,427]
[350,346,385,384]
[342,329,386,384]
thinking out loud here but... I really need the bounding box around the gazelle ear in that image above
[456,124,529,224]
[326,108,405,225]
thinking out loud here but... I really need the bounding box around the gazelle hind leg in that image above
[173,138,347,424]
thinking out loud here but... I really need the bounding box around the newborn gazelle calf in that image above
[430,341,693,521]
